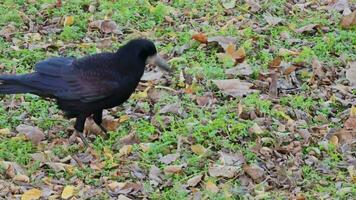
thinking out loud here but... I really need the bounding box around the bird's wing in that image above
[35,56,120,102]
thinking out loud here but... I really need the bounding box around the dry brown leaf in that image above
[329,135,339,146]
[119,132,140,145]
[191,144,207,155]
[159,153,179,164]
[264,15,284,26]
[209,165,239,178]
[205,181,219,193]
[21,188,42,200]
[149,166,163,186]
[283,66,298,75]
[163,165,183,175]
[192,33,208,43]
[89,20,122,34]
[219,151,245,166]
[61,185,75,199]
[213,79,258,97]
[16,125,44,145]
[225,62,253,77]
[344,117,356,130]
[118,145,133,157]
[108,182,126,191]
[278,48,299,56]
[249,123,264,134]
[187,174,203,187]
[225,44,246,62]
[0,23,16,38]
[340,11,356,29]
[13,174,30,183]
[346,61,356,88]
[269,57,282,69]
[243,164,265,183]
[295,24,320,33]
[246,0,261,12]
[207,36,236,51]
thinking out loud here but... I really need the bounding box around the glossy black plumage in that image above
[0,39,169,146]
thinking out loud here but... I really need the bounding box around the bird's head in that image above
[122,39,171,72]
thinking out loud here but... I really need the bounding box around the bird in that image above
[0,39,170,146]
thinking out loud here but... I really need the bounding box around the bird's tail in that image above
[0,74,37,94]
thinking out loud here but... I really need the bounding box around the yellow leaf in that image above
[350,106,356,118]
[21,188,42,200]
[61,185,76,199]
[0,128,10,136]
[118,145,132,157]
[205,181,219,193]
[329,135,339,146]
[63,16,74,26]
[191,144,206,155]
[103,147,113,161]
[119,115,130,123]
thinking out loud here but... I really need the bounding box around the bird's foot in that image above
[76,130,89,147]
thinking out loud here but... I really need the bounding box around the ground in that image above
[0,0,355,199]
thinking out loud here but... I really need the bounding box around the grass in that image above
[0,0,355,199]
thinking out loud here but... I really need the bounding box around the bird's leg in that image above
[93,110,108,137]
[74,115,89,147]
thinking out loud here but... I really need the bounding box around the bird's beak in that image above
[147,54,171,72]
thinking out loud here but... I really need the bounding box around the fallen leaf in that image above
[191,144,207,155]
[213,79,258,97]
[221,0,236,9]
[269,57,282,69]
[269,72,278,98]
[278,48,299,56]
[163,165,183,175]
[89,20,122,34]
[243,164,265,183]
[347,166,356,183]
[329,135,339,146]
[118,145,133,157]
[350,106,356,117]
[344,117,356,130]
[0,128,10,136]
[13,174,30,183]
[192,33,208,43]
[187,174,203,187]
[340,10,356,29]
[295,24,320,33]
[264,15,284,26]
[225,62,253,77]
[21,188,42,200]
[0,23,16,38]
[345,61,356,88]
[331,0,351,15]
[118,195,132,200]
[16,124,44,145]
[219,151,245,166]
[159,102,185,116]
[141,70,163,81]
[149,166,163,186]
[108,182,126,191]
[225,44,246,62]
[209,165,239,178]
[119,132,140,145]
[246,0,261,12]
[205,181,219,193]
[61,185,75,199]
[283,65,298,75]
[207,36,236,51]
[159,153,179,164]
[63,16,74,26]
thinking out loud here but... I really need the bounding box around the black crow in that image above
[0,39,170,146]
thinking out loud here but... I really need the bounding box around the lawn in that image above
[0,0,355,199]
